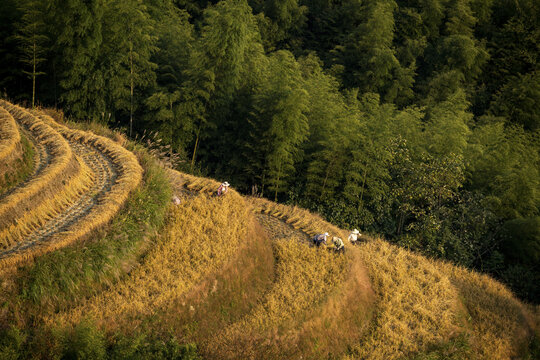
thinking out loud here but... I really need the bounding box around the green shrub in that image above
[61,321,106,360]
[109,332,199,360]
[407,334,473,360]
[0,326,26,360]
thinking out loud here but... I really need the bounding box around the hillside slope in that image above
[0,102,537,359]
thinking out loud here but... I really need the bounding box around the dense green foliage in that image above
[0,322,200,359]
[0,0,538,302]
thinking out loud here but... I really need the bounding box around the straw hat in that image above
[352,229,360,234]
[223,181,230,187]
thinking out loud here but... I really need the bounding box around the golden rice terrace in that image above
[0,100,537,359]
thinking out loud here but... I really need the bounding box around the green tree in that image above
[102,0,157,134]
[503,217,540,267]
[343,94,393,226]
[183,0,263,170]
[490,71,540,130]
[417,0,488,104]
[394,152,466,257]
[261,0,307,49]
[145,90,183,143]
[143,2,194,152]
[250,51,309,200]
[52,0,105,120]
[444,0,489,77]
[423,89,472,157]
[489,0,539,78]
[501,216,540,302]
[0,0,26,101]
[15,0,49,108]
[339,0,414,104]
[466,121,540,219]
[300,54,355,201]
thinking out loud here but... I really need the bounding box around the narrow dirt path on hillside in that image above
[0,134,118,259]
[0,126,49,203]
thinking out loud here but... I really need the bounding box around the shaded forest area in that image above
[0,0,538,303]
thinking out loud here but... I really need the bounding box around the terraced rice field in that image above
[0,100,142,267]
[0,101,535,360]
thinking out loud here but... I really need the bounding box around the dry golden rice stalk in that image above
[347,239,463,360]
[210,238,349,359]
[249,197,347,240]
[0,104,142,269]
[439,262,532,359]
[4,111,143,264]
[0,155,94,248]
[48,175,249,331]
[0,101,72,229]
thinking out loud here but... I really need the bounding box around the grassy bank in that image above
[19,148,171,311]
[0,132,34,195]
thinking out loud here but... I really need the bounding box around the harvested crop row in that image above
[36,112,142,205]
[0,156,94,248]
[255,213,307,241]
[178,172,223,194]
[22,141,115,242]
[0,111,143,267]
[0,101,73,231]
[48,173,250,332]
[0,125,48,202]
[0,105,22,180]
[250,196,346,239]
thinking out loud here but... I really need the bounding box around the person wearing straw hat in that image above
[217,181,230,196]
[348,229,361,245]
[312,232,329,247]
[332,236,345,253]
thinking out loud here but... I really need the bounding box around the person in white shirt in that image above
[348,229,361,245]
